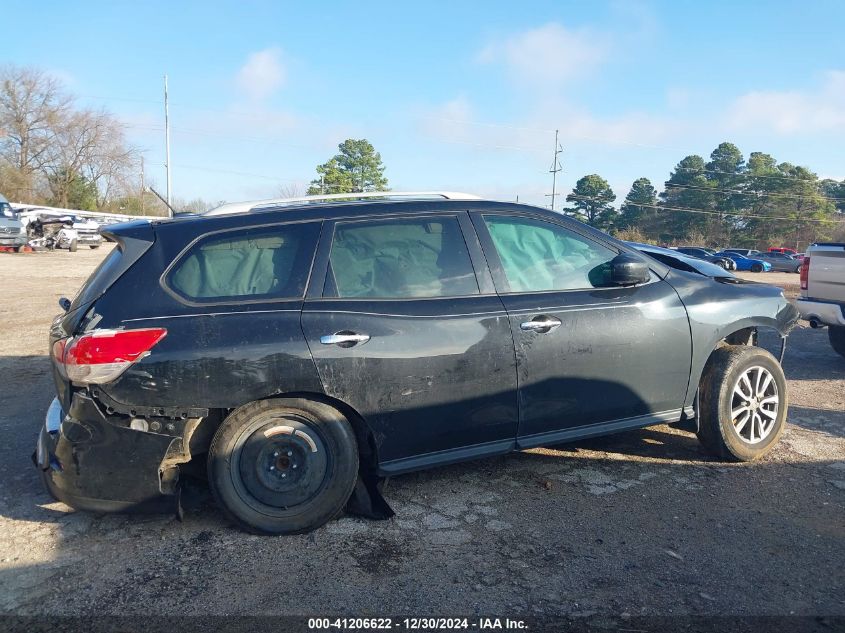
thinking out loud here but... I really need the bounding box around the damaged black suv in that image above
[36,192,799,534]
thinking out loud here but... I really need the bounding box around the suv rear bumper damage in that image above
[34,395,183,515]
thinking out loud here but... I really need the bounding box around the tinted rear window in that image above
[168,222,320,303]
[71,246,124,310]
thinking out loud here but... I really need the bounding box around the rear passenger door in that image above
[300,212,519,473]
[102,220,326,410]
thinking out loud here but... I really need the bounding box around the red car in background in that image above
[769,247,798,256]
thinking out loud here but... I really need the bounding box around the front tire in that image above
[829,326,845,359]
[89,244,100,249]
[696,345,787,462]
[208,398,358,534]
[750,263,763,272]
[68,239,78,252]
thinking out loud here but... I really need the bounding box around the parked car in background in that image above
[715,251,772,272]
[723,248,761,258]
[672,246,737,270]
[0,193,28,250]
[36,192,798,535]
[797,243,845,359]
[754,251,802,273]
[67,215,102,249]
[768,247,798,256]
[629,243,736,278]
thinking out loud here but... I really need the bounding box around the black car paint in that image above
[37,199,799,514]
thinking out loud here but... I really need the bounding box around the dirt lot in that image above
[0,247,843,618]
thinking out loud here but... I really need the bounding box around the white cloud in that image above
[236,47,286,100]
[725,70,845,135]
[477,23,608,89]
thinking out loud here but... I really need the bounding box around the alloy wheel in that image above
[730,365,779,444]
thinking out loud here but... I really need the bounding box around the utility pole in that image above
[545,129,562,211]
[164,74,172,215]
[140,155,145,215]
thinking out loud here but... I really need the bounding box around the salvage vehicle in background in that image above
[797,243,845,359]
[27,215,80,251]
[17,208,101,250]
[36,192,798,534]
[672,246,736,270]
[754,251,802,273]
[628,242,736,278]
[714,251,772,272]
[0,193,28,250]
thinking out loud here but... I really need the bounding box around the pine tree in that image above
[563,174,617,230]
[308,139,388,195]
[617,177,657,234]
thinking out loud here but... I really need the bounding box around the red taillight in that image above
[55,328,167,385]
[800,256,810,291]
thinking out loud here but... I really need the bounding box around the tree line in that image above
[3,64,842,243]
[563,142,844,249]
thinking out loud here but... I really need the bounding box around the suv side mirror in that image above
[610,252,650,286]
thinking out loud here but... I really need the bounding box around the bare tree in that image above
[40,108,110,208]
[1,65,140,209]
[0,66,72,198]
[78,116,139,208]
[276,182,305,198]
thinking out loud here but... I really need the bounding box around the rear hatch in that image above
[50,221,156,410]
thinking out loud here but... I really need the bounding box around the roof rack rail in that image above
[203,191,482,216]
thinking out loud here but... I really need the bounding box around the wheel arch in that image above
[276,391,380,473]
[198,392,379,472]
[685,317,787,410]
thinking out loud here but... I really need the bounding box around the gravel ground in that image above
[0,247,842,617]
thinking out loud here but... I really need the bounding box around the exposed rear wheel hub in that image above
[233,416,329,509]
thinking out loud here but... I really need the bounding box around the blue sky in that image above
[6,0,845,207]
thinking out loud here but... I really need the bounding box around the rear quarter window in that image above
[166,222,320,303]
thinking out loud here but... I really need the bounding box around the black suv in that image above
[36,194,798,534]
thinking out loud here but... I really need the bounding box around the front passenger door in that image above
[472,212,692,446]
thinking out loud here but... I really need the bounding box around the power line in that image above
[545,130,562,211]
[664,182,845,203]
[674,165,840,185]
[566,193,842,224]
[422,116,688,151]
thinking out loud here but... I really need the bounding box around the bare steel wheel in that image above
[208,398,358,534]
[729,365,779,444]
[697,345,788,461]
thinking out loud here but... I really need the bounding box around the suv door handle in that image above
[320,331,371,347]
[520,316,561,333]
